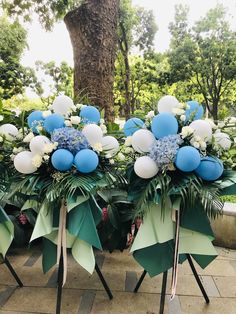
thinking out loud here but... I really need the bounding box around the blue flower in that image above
[149,134,183,169]
[51,127,89,154]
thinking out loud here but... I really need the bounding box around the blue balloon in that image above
[27,111,44,133]
[51,149,74,171]
[195,156,224,181]
[80,105,101,124]
[151,113,178,139]
[74,149,99,173]
[175,146,201,172]
[186,101,204,121]
[123,118,145,136]
[44,114,64,133]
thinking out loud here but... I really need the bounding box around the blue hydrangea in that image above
[51,127,89,154]
[149,134,183,169]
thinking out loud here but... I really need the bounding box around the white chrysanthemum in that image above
[124,136,132,146]
[23,132,34,143]
[172,108,185,115]
[92,142,103,152]
[70,116,81,125]
[181,126,194,139]
[32,154,43,168]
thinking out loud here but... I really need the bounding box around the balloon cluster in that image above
[123,95,231,181]
[11,95,119,174]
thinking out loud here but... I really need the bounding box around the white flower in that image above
[11,107,21,117]
[105,153,112,159]
[65,120,72,127]
[100,124,107,134]
[70,116,81,125]
[117,152,125,161]
[180,115,186,122]
[92,142,103,152]
[124,147,134,154]
[205,119,217,129]
[42,110,52,118]
[0,115,3,121]
[16,132,23,140]
[181,126,194,139]
[109,159,115,165]
[125,136,132,146]
[192,141,200,149]
[43,155,50,161]
[218,121,225,128]
[76,103,83,109]
[194,135,202,142]
[43,143,57,154]
[172,108,185,115]
[32,154,43,168]
[71,105,77,112]
[23,132,34,143]
[200,141,207,150]
[100,118,105,124]
[145,110,155,119]
[0,136,3,142]
[13,147,23,154]
[36,126,43,132]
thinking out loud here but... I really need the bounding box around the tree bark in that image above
[64,0,120,122]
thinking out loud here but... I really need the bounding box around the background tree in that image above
[2,0,120,121]
[0,16,42,99]
[168,4,236,121]
[117,0,157,118]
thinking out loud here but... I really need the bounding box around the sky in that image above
[21,0,236,69]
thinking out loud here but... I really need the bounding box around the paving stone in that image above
[179,295,236,314]
[200,276,220,297]
[102,251,143,273]
[91,291,168,314]
[2,286,82,314]
[213,276,236,297]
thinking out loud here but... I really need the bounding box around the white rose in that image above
[32,154,43,168]
[100,118,105,124]
[200,141,207,150]
[181,126,194,139]
[43,155,50,161]
[92,142,103,152]
[43,143,56,154]
[76,103,83,109]
[124,147,134,154]
[125,136,132,146]
[23,132,34,143]
[192,142,200,149]
[70,116,81,125]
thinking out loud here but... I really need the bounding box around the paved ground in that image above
[0,246,236,314]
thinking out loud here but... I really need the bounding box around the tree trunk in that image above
[64,0,120,122]
[212,100,218,122]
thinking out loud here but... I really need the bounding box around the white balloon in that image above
[14,151,37,174]
[82,124,103,146]
[214,132,231,150]
[157,95,179,113]
[52,95,74,115]
[30,135,51,155]
[0,124,18,137]
[132,129,156,153]
[189,120,212,141]
[134,156,159,179]
[101,136,119,156]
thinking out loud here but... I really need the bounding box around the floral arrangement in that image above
[0,95,122,283]
[121,95,236,299]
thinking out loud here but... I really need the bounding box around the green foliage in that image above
[0,16,43,99]
[168,4,236,121]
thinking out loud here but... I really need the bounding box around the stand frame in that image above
[56,253,113,314]
[1,254,23,287]
[134,254,209,314]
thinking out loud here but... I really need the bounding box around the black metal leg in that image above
[159,271,168,314]
[134,270,147,293]
[95,263,113,300]
[56,253,64,314]
[4,256,23,287]
[187,254,209,304]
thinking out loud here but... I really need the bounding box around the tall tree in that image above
[0,16,41,99]
[118,0,157,118]
[168,4,236,121]
[3,0,120,121]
